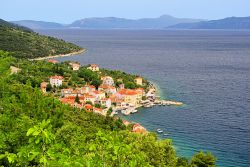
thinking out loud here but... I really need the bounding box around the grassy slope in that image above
[0,19,82,59]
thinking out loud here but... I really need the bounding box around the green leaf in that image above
[0,154,6,160]
[28,151,39,161]
[26,127,35,136]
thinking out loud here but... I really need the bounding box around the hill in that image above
[12,20,65,29]
[12,15,203,29]
[69,15,203,29]
[0,18,32,32]
[0,19,83,59]
[168,17,250,29]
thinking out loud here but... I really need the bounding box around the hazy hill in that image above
[0,18,82,59]
[168,17,250,29]
[12,15,203,29]
[69,15,203,29]
[12,20,65,29]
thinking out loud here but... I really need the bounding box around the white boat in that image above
[157,129,163,133]
[131,109,138,113]
[121,109,131,116]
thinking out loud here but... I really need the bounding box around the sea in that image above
[38,29,250,167]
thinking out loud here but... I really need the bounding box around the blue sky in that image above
[1,0,250,23]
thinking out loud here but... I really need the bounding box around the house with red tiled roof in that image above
[50,76,64,87]
[132,124,147,134]
[89,90,105,100]
[122,120,130,126]
[84,104,93,112]
[80,85,96,94]
[61,88,74,97]
[60,96,85,105]
[47,59,59,64]
[93,107,106,116]
[98,84,117,95]
[84,94,96,104]
[118,89,139,106]
[87,64,99,72]
[60,97,75,106]
[69,62,81,71]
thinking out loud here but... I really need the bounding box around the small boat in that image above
[131,109,138,113]
[163,133,169,136]
[157,129,163,133]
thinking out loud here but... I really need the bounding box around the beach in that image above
[29,49,86,61]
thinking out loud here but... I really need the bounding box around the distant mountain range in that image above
[12,16,250,30]
[167,17,250,29]
[12,15,203,29]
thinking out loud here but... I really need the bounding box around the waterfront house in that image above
[118,89,139,106]
[101,76,115,86]
[122,120,130,126]
[69,62,80,71]
[47,59,58,64]
[132,124,147,134]
[134,77,143,86]
[87,64,99,72]
[135,88,145,100]
[49,76,64,87]
[40,82,48,93]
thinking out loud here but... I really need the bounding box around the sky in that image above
[1,0,250,23]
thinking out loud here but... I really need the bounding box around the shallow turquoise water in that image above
[39,29,250,167]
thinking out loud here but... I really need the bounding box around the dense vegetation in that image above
[7,58,146,92]
[0,50,216,166]
[0,19,83,59]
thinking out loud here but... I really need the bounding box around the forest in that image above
[0,50,216,166]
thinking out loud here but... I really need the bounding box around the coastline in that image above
[29,49,86,61]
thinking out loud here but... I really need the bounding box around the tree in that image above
[191,151,216,167]
[94,103,101,108]
[85,101,93,105]
[46,84,52,92]
[125,82,136,89]
[177,157,189,167]
[75,94,80,104]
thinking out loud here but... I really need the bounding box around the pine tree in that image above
[75,94,80,104]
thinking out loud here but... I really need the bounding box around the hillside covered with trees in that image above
[0,50,216,166]
[0,19,83,59]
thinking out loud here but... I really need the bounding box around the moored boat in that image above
[157,129,163,133]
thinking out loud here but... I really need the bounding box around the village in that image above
[38,59,183,134]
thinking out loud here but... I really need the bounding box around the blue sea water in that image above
[39,29,250,167]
